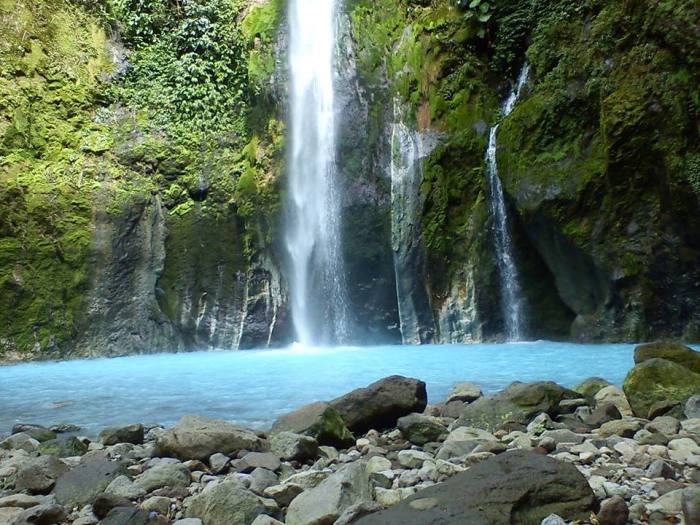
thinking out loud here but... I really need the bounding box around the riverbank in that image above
[0,342,698,525]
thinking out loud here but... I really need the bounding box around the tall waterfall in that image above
[486,64,530,341]
[285,0,349,346]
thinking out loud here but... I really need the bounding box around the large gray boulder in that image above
[286,461,372,525]
[328,376,427,433]
[185,479,267,525]
[271,402,354,448]
[455,382,576,432]
[154,415,267,461]
[15,456,69,494]
[134,461,190,493]
[53,457,125,507]
[354,450,596,525]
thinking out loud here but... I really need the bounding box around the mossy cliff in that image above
[1,0,698,359]
[0,0,289,360]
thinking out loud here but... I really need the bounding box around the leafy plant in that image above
[452,0,493,38]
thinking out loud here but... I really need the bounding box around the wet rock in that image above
[11,425,56,443]
[328,376,428,433]
[396,414,447,445]
[134,461,189,493]
[272,402,354,448]
[269,432,319,462]
[354,450,595,525]
[49,424,81,434]
[15,456,69,494]
[155,416,267,462]
[445,382,482,404]
[185,479,266,525]
[12,504,66,525]
[100,424,144,446]
[53,457,125,507]
[597,495,628,525]
[286,462,372,525]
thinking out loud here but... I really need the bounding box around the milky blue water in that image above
[0,342,637,435]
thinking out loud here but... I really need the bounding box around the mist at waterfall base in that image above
[0,342,637,434]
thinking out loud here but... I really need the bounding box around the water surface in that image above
[0,342,636,434]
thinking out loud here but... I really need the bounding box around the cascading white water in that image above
[285,0,349,346]
[486,64,530,341]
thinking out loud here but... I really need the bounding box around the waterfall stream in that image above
[285,0,349,346]
[486,64,530,341]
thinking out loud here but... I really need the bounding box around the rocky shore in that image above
[1,342,699,525]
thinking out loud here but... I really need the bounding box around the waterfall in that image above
[285,0,349,346]
[486,64,530,341]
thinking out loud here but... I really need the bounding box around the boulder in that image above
[269,432,319,462]
[54,457,125,507]
[396,414,447,445]
[100,424,144,446]
[682,486,700,525]
[634,342,700,373]
[455,382,575,432]
[328,376,427,433]
[134,461,190,493]
[185,479,266,525]
[11,425,56,443]
[235,452,281,473]
[623,358,700,418]
[0,494,43,509]
[444,382,483,404]
[154,415,267,461]
[354,450,595,525]
[15,456,69,494]
[596,495,628,525]
[105,475,147,499]
[286,462,372,525]
[0,433,40,452]
[271,402,354,448]
[101,507,155,525]
[93,493,133,520]
[593,386,632,417]
[38,436,88,457]
[12,504,66,525]
[573,377,612,403]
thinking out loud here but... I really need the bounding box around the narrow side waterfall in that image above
[486,64,530,341]
[285,0,349,345]
[391,101,423,344]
